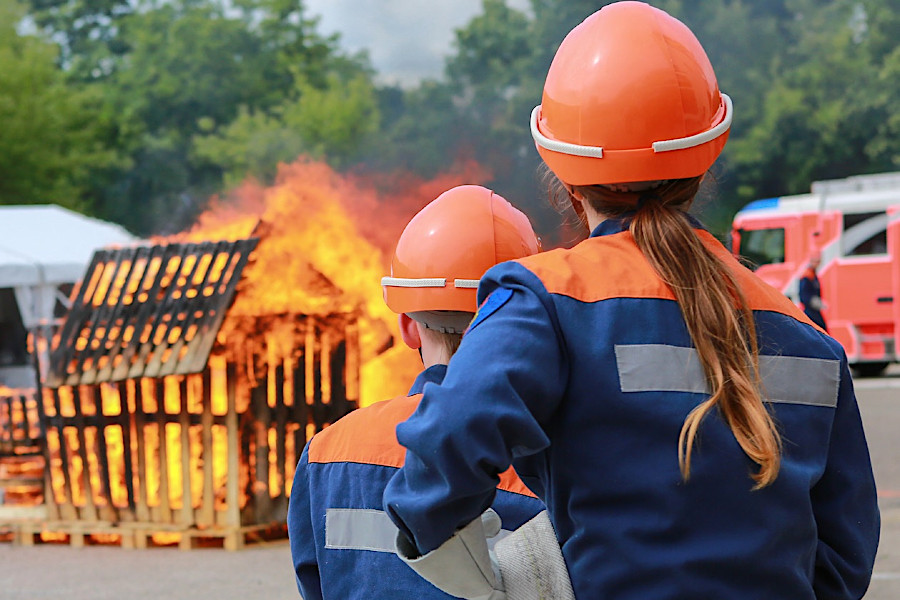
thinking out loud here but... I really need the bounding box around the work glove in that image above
[395,508,506,600]
[493,510,575,600]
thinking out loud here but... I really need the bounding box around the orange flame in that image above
[174,157,490,406]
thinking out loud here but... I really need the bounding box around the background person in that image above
[287,185,545,600]
[382,3,880,599]
[799,252,828,331]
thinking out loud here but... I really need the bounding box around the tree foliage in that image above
[4,0,900,240]
[0,0,121,209]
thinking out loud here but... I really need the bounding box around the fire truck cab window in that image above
[737,228,785,271]
[0,288,29,367]
[842,211,888,256]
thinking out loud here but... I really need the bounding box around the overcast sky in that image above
[304,0,529,87]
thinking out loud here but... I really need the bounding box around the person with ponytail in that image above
[383,3,879,599]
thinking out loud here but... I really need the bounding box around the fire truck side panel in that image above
[890,207,900,359]
[731,178,900,370]
[821,257,893,362]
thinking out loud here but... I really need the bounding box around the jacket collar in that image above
[589,212,707,239]
[408,364,448,396]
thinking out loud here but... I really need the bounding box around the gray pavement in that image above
[1,366,899,599]
[853,364,900,599]
[0,540,297,600]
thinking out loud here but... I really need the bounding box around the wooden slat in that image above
[200,369,215,527]
[70,387,99,521]
[132,381,150,522]
[178,377,193,526]
[275,363,287,500]
[89,386,118,522]
[320,330,332,407]
[252,383,270,522]
[329,339,349,419]
[154,379,171,523]
[304,318,315,408]
[225,363,240,528]
[118,381,136,515]
[49,390,74,517]
[292,354,309,455]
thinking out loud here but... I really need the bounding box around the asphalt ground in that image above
[2,365,899,599]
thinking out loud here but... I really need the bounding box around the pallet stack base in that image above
[8,520,287,551]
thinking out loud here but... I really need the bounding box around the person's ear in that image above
[563,183,584,202]
[398,313,422,350]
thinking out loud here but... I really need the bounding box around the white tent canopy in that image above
[0,205,138,329]
[0,205,138,389]
[0,205,137,288]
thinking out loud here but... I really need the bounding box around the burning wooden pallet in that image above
[0,387,47,533]
[18,237,360,549]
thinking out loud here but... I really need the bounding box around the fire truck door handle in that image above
[876,296,893,303]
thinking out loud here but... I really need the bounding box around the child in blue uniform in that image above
[383,3,880,599]
[287,185,544,599]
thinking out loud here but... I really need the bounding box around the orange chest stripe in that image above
[308,394,537,498]
[516,229,816,326]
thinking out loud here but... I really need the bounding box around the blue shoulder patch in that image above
[465,288,513,334]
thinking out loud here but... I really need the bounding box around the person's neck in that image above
[419,339,451,369]
[583,203,605,231]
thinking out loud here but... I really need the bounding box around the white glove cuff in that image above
[395,509,506,600]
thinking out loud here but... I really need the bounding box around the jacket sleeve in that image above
[383,263,568,555]
[287,443,323,600]
[811,358,880,599]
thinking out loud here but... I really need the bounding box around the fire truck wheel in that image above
[851,362,890,378]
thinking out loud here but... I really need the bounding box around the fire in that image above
[34,156,493,544]
[176,157,490,406]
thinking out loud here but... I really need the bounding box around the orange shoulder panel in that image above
[308,394,537,498]
[307,395,419,468]
[498,467,537,498]
[515,229,816,327]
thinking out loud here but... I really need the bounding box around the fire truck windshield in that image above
[737,227,785,271]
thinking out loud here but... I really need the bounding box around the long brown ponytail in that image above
[575,177,781,489]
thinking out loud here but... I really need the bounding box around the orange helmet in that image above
[530,1,732,186]
[382,185,539,332]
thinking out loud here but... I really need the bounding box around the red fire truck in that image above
[731,171,900,376]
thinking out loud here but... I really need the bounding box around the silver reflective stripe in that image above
[381,277,447,288]
[326,508,398,552]
[454,279,480,289]
[614,344,840,408]
[325,508,514,553]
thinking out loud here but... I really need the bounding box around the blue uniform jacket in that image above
[288,364,544,600]
[383,218,880,600]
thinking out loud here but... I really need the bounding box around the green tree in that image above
[45,0,376,235]
[192,71,380,187]
[728,0,900,208]
[0,0,121,209]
